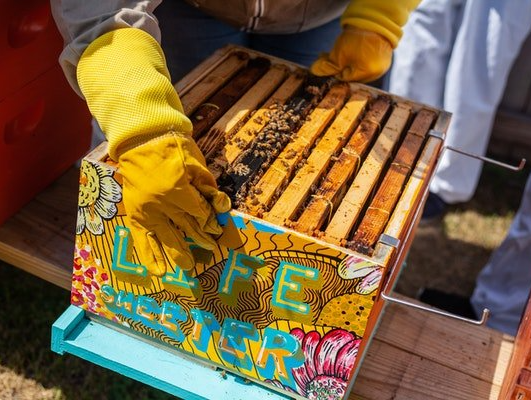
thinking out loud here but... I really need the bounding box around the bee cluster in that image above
[184,49,444,255]
[215,80,329,211]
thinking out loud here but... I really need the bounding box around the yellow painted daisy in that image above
[77,161,121,235]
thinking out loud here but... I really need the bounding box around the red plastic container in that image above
[0,0,92,225]
[1,0,65,100]
[0,65,92,224]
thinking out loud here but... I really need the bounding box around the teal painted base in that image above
[51,306,292,400]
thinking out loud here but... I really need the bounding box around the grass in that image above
[0,264,175,400]
[0,162,528,399]
[396,162,529,298]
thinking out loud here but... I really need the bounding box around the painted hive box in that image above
[72,46,450,400]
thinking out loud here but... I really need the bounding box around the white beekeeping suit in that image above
[388,0,531,335]
[471,176,531,335]
[388,0,531,204]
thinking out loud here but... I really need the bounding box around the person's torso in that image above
[184,0,349,33]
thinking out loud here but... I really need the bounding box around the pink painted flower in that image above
[73,257,82,271]
[79,249,90,260]
[84,266,97,279]
[71,288,84,306]
[337,256,382,295]
[289,328,361,400]
[71,241,119,322]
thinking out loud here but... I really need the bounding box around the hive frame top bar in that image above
[84,140,386,267]
[182,45,449,267]
[87,43,452,268]
[176,44,446,116]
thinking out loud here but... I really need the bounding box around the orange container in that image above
[0,65,91,224]
[0,0,64,100]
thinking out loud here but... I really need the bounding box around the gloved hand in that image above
[311,26,392,83]
[77,28,230,275]
[119,134,231,275]
[311,0,419,82]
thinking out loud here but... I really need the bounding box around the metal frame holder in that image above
[429,129,526,172]
[379,133,525,326]
[381,284,491,326]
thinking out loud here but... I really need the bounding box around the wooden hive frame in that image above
[74,45,451,400]
[179,47,450,393]
[179,46,450,261]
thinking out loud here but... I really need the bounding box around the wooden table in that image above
[0,168,513,400]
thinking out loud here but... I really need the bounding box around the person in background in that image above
[388,0,531,220]
[471,175,531,336]
[50,0,418,277]
[387,0,531,335]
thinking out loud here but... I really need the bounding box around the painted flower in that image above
[72,241,119,322]
[337,256,383,295]
[270,328,361,400]
[77,161,121,235]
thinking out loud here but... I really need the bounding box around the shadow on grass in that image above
[462,163,530,217]
[396,163,530,299]
[396,226,495,298]
[0,263,175,400]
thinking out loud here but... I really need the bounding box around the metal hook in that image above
[374,129,498,327]
[444,145,526,172]
[378,234,490,326]
[380,291,490,326]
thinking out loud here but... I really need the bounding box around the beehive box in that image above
[500,296,531,399]
[72,45,450,400]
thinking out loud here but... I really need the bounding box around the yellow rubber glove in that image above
[77,28,231,275]
[311,26,392,83]
[311,0,420,82]
[119,134,231,275]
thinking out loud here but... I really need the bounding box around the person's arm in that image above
[51,2,231,276]
[51,0,163,95]
[311,0,420,82]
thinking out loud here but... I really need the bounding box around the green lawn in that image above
[0,264,175,400]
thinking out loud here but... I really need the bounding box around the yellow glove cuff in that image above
[77,28,192,160]
[342,0,420,48]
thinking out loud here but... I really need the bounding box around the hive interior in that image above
[178,48,442,257]
[75,47,450,400]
